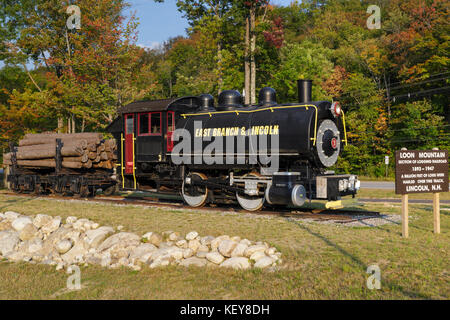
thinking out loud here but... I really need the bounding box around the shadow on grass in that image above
[285,217,431,299]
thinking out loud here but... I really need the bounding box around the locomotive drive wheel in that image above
[182,172,208,208]
[236,172,265,212]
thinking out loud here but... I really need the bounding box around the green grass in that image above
[0,194,448,300]
[358,188,450,201]
[358,176,395,182]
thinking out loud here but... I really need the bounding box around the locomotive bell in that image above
[258,87,277,106]
[217,90,243,111]
[198,94,215,111]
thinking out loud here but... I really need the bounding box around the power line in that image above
[390,86,450,102]
[387,76,449,92]
[337,71,450,98]
[382,71,450,89]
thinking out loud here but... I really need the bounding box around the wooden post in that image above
[433,193,440,234]
[402,194,409,238]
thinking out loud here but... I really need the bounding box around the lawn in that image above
[0,194,448,299]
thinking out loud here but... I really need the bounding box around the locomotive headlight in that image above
[330,102,341,117]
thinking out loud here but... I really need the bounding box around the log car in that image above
[108,80,361,211]
[5,137,117,197]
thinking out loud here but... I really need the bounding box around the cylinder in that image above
[297,79,312,103]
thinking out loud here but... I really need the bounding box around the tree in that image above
[1,0,150,133]
[388,100,449,150]
[238,0,269,104]
[267,41,333,102]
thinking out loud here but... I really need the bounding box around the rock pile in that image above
[0,212,282,271]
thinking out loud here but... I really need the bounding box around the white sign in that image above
[385,156,389,165]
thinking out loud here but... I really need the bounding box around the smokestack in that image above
[297,79,312,103]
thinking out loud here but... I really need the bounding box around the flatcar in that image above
[106,80,360,211]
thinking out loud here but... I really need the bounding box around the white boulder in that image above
[254,256,274,268]
[33,214,53,229]
[188,239,201,252]
[231,243,248,257]
[4,211,20,220]
[19,223,39,241]
[244,244,266,257]
[218,240,238,257]
[97,232,141,252]
[220,257,251,270]
[206,251,225,264]
[200,236,215,247]
[56,239,73,254]
[185,231,198,241]
[129,243,157,262]
[211,235,230,250]
[183,248,194,258]
[84,226,114,248]
[11,216,33,232]
[175,239,188,249]
[41,217,61,234]
[250,251,266,262]
[0,230,20,255]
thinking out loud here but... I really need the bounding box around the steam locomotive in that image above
[5,80,359,211]
[105,80,360,211]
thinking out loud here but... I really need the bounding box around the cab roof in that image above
[117,96,200,114]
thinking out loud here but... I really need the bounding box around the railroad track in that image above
[0,191,380,223]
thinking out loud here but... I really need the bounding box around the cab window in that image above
[151,112,161,134]
[138,112,162,136]
[126,116,134,134]
[138,114,149,135]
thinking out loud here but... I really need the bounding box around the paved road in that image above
[361,181,395,189]
[361,181,450,190]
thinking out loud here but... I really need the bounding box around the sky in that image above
[126,0,296,49]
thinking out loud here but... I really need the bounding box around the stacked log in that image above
[3,133,117,170]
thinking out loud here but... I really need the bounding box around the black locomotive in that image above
[106,80,360,211]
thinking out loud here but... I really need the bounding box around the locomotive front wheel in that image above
[235,172,265,212]
[182,172,208,208]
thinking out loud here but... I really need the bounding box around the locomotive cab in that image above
[107,97,200,189]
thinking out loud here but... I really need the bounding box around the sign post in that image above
[433,193,440,234]
[395,149,448,238]
[401,194,408,238]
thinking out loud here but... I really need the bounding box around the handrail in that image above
[181,104,319,146]
[341,110,348,146]
[132,133,137,189]
[121,133,125,189]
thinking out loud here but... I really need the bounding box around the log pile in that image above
[3,133,117,170]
